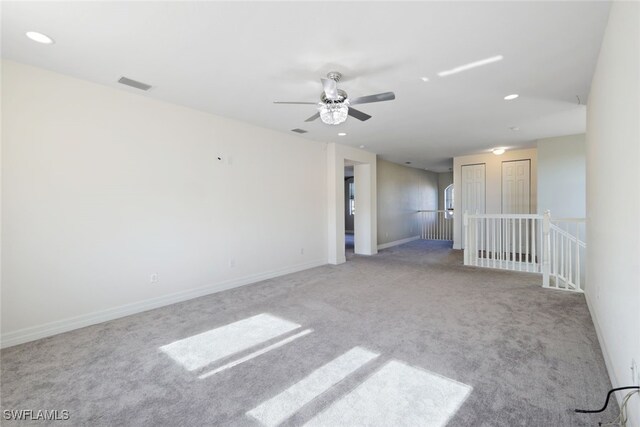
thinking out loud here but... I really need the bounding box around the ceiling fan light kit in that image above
[318,102,349,125]
[274,71,396,126]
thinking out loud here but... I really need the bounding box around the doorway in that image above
[327,143,377,265]
[345,165,355,254]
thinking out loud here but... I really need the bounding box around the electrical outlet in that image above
[300,248,304,255]
[228,259,236,268]
[150,273,159,284]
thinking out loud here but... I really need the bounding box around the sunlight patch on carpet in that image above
[198,328,313,379]
[160,313,299,371]
[247,347,379,427]
[304,360,472,427]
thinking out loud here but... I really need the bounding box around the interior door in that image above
[461,164,486,248]
[502,160,530,214]
[502,160,531,258]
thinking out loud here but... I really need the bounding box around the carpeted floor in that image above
[1,240,616,426]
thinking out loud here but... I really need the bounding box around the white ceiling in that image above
[2,1,610,172]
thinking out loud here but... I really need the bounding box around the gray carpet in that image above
[1,240,616,426]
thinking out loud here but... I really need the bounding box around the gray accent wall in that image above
[377,159,438,246]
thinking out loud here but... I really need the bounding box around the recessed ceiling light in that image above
[504,94,519,101]
[492,148,506,155]
[438,55,503,77]
[359,145,365,149]
[338,132,347,136]
[509,126,520,131]
[405,162,412,165]
[25,31,54,44]
[420,77,429,82]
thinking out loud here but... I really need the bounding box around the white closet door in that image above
[502,160,530,214]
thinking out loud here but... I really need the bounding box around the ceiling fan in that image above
[274,71,395,125]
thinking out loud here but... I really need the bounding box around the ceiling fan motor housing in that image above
[321,89,348,105]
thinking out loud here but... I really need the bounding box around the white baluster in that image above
[492,218,496,269]
[497,218,501,268]
[575,223,581,291]
[518,219,522,271]
[499,218,503,269]
[554,229,558,287]
[532,219,537,272]
[480,217,485,267]
[542,211,550,288]
[463,211,469,265]
[568,233,573,289]
[474,217,479,266]
[511,218,515,270]
[560,234,565,288]
[525,218,529,272]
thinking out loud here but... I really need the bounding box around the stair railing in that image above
[464,210,585,292]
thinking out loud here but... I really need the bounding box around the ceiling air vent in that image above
[291,128,308,134]
[118,77,152,91]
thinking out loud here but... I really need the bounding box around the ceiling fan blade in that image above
[349,92,396,105]
[273,101,317,105]
[321,78,339,100]
[304,112,321,122]
[347,107,372,121]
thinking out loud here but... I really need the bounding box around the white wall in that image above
[377,159,438,247]
[1,61,328,346]
[586,2,640,425]
[537,134,586,218]
[452,148,537,249]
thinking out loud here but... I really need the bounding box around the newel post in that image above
[542,210,551,288]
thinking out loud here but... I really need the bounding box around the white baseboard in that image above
[584,290,638,427]
[377,235,420,250]
[0,258,327,349]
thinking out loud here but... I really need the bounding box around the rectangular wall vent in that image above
[291,128,308,134]
[118,77,152,91]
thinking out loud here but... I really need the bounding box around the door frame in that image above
[327,143,377,265]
